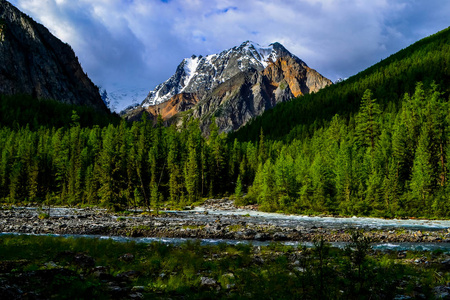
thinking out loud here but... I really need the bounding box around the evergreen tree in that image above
[184,127,200,203]
[410,128,435,213]
[235,175,243,198]
[355,90,381,151]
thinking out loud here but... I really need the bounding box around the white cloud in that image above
[8,0,450,96]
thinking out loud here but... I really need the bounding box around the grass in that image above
[227,224,246,232]
[0,234,449,299]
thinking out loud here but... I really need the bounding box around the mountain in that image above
[0,0,107,112]
[123,41,331,133]
[100,86,148,113]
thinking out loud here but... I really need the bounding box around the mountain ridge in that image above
[0,0,107,112]
[123,41,331,133]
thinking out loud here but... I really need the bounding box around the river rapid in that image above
[1,199,450,251]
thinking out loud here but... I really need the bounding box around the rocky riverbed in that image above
[1,199,450,244]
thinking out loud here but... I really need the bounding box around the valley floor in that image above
[1,199,449,244]
[1,200,450,299]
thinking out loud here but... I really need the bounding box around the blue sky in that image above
[8,0,450,97]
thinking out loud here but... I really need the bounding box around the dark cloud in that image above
[8,0,450,97]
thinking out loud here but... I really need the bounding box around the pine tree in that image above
[208,119,226,195]
[258,128,267,164]
[235,175,243,198]
[167,128,182,206]
[355,90,381,151]
[97,125,122,210]
[184,131,200,203]
[274,154,297,209]
[410,128,435,214]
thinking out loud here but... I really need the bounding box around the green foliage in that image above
[0,113,244,211]
[0,234,445,299]
[38,212,50,219]
[355,89,381,150]
[3,83,446,217]
[246,83,450,217]
[234,175,243,198]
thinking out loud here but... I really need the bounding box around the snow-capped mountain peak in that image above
[141,41,298,107]
[123,41,332,134]
[240,41,278,68]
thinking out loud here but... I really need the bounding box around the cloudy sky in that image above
[9,0,450,99]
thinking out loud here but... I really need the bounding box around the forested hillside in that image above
[231,27,450,143]
[1,27,450,218]
[236,27,450,218]
[247,83,450,217]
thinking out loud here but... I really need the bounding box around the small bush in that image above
[38,213,50,219]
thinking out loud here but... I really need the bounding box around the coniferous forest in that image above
[1,27,450,218]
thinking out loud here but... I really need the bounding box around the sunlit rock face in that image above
[0,0,107,111]
[124,41,332,133]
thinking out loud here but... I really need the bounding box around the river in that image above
[2,201,450,251]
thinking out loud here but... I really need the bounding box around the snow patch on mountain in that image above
[242,41,277,68]
[101,86,149,113]
[183,55,201,87]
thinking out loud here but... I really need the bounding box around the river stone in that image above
[200,277,217,287]
[44,261,58,268]
[441,258,450,270]
[107,285,129,297]
[253,256,264,265]
[119,253,134,262]
[93,266,112,280]
[129,292,144,299]
[117,270,140,281]
[273,232,287,241]
[433,286,450,299]
[254,233,269,241]
[294,267,306,273]
[243,230,255,239]
[72,253,95,269]
[414,257,427,264]
[131,286,145,292]
[0,282,24,300]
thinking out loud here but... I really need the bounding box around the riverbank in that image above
[1,199,450,243]
[1,234,450,299]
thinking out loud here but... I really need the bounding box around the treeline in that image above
[2,83,449,218]
[231,26,450,143]
[247,83,450,218]
[0,114,257,210]
[0,94,120,130]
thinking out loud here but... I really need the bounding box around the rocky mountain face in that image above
[0,0,107,111]
[123,41,332,133]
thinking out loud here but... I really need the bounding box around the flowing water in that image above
[4,205,450,251]
[187,207,450,231]
[2,232,450,252]
[13,206,450,232]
